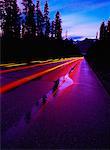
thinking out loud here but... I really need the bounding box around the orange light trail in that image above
[0,58,83,94]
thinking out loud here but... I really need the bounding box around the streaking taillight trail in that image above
[0,57,83,94]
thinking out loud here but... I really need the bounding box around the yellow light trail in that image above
[0,63,15,67]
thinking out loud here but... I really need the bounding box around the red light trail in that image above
[0,61,52,74]
[0,58,75,74]
[0,58,83,94]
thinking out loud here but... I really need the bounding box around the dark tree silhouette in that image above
[51,20,55,38]
[0,0,5,36]
[86,19,110,94]
[55,11,62,39]
[99,21,106,40]
[43,1,50,37]
[1,0,21,38]
[36,0,43,37]
[107,20,110,40]
[107,20,110,32]
[21,20,25,38]
[22,0,36,38]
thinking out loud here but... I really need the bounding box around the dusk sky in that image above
[18,0,110,40]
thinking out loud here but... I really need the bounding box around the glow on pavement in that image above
[25,60,83,127]
[0,58,83,94]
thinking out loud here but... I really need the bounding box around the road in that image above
[1,57,110,149]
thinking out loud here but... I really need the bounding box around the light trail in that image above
[0,58,83,94]
[0,61,51,74]
[30,59,53,63]
[0,63,15,67]
[0,58,74,74]
[5,63,27,68]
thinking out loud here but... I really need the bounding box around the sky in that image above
[18,0,110,40]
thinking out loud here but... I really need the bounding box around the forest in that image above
[86,20,110,94]
[0,0,81,63]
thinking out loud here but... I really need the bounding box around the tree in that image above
[36,0,43,37]
[107,20,110,40]
[2,0,21,38]
[55,11,62,39]
[22,0,36,38]
[43,1,50,37]
[51,20,55,38]
[99,21,106,40]
[0,0,5,36]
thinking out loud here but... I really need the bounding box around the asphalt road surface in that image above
[1,57,110,149]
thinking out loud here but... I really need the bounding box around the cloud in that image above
[49,0,110,38]
[65,22,100,39]
[62,14,100,39]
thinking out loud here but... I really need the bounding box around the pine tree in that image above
[51,21,55,38]
[55,11,62,39]
[44,1,50,37]
[107,20,110,40]
[22,0,36,38]
[21,20,25,38]
[45,20,50,37]
[36,0,43,37]
[2,0,21,38]
[0,0,5,36]
[99,21,106,40]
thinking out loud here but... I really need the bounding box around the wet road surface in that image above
[1,58,110,149]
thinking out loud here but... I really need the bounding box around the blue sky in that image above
[18,0,110,40]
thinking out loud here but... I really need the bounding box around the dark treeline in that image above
[0,0,81,63]
[86,20,110,94]
[1,38,81,63]
[0,0,62,39]
[99,20,110,40]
